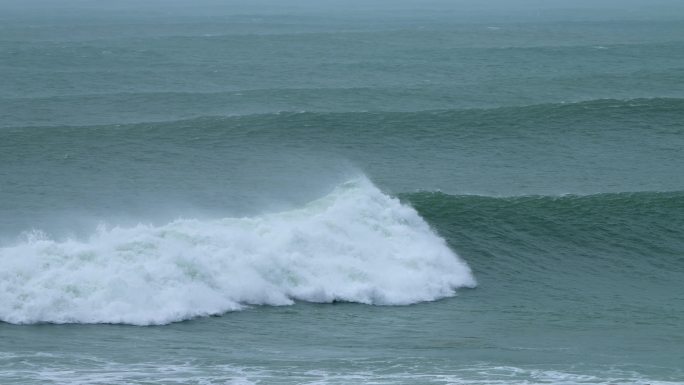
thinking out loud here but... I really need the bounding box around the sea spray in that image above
[0,177,476,325]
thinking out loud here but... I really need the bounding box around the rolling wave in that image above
[4,97,683,131]
[405,189,684,228]
[0,178,475,325]
[405,190,684,246]
[404,190,684,275]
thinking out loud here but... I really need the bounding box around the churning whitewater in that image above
[0,178,475,325]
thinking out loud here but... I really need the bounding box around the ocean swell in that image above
[0,178,475,325]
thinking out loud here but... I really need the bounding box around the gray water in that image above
[1,1,683,384]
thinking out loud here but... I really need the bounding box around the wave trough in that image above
[0,178,475,325]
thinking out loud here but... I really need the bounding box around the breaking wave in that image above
[0,177,475,325]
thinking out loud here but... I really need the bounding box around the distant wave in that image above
[0,177,475,325]
[0,85,384,103]
[4,96,683,131]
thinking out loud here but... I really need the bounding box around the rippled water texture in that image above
[1,1,683,384]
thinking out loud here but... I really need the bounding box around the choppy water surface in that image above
[1,1,683,384]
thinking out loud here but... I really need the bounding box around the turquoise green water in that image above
[1,1,683,384]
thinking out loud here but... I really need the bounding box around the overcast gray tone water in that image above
[1,1,683,384]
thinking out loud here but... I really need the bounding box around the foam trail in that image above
[0,177,475,325]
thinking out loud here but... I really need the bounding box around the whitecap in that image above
[0,177,475,325]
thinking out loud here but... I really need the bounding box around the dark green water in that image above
[1,1,683,384]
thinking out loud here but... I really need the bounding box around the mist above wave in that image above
[0,177,475,325]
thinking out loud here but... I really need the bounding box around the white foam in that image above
[0,177,476,325]
[1,356,678,385]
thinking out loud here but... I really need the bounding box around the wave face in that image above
[404,189,684,270]
[404,189,684,252]
[0,178,475,325]
[404,190,684,311]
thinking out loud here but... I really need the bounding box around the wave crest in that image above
[0,178,475,325]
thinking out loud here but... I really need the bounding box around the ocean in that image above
[1,1,683,384]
